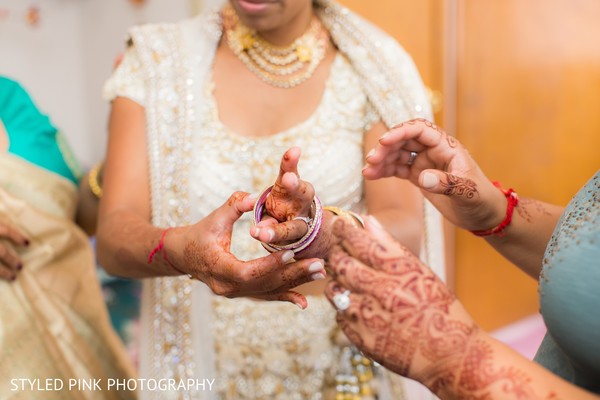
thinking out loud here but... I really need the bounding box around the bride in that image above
[98,0,445,398]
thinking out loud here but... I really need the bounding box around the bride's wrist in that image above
[148,226,192,277]
[295,207,364,260]
[294,210,336,260]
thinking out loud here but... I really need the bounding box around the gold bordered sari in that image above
[0,154,136,400]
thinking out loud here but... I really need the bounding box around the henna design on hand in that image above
[183,239,241,295]
[337,316,365,348]
[267,171,312,223]
[267,184,293,222]
[423,336,551,399]
[409,118,458,148]
[278,264,303,285]
[183,239,208,280]
[394,118,445,135]
[274,224,301,244]
[226,191,247,207]
[440,173,478,199]
[446,135,459,148]
[332,221,555,399]
[333,222,456,375]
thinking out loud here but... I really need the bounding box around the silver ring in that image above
[332,290,351,312]
[293,216,313,226]
[407,151,418,166]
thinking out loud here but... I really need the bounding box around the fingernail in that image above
[311,272,325,281]
[295,302,305,310]
[368,215,383,229]
[251,227,260,238]
[308,261,324,273]
[267,229,275,242]
[282,250,295,263]
[379,131,389,140]
[365,149,375,159]
[248,192,259,202]
[422,171,439,189]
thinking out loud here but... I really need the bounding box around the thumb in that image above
[418,170,476,200]
[217,191,255,225]
[418,170,443,192]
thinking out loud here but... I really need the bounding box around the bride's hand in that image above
[251,147,315,245]
[163,191,325,309]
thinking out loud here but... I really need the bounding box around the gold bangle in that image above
[88,162,104,199]
[323,206,364,228]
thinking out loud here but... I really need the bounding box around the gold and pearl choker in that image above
[223,5,328,88]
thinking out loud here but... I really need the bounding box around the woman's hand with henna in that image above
[325,216,579,400]
[0,220,29,281]
[163,191,325,309]
[362,118,507,232]
[324,216,479,387]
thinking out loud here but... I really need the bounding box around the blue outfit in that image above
[535,170,600,393]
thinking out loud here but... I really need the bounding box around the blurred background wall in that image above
[0,0,188,166]
[1,0,599,339]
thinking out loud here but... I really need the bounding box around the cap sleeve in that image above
[363,97,381,132]
[102,44,146,106]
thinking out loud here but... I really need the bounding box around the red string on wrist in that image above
[147,227,189,275]
[470,181,519,237]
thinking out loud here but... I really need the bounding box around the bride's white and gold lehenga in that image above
[104,1,445,399]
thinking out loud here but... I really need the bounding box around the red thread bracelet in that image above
[148,228,189,275]
[471,181,519,237]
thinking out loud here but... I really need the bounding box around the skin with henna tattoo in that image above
[356,119,595,397]
[183,239,242,295]
[326,219,569,400]
[393,118,446,136]
[295,211,338,260]
[440,173,479,199]
[99,191,324,308]
[407,118,460,148]
[266,150,313,223]
[517,198,553,223]
[446,135,459,149]
[251,147,320,248]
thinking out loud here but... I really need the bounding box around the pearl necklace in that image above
[223,6,328,88]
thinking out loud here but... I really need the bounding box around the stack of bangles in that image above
[253,185,364,254]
